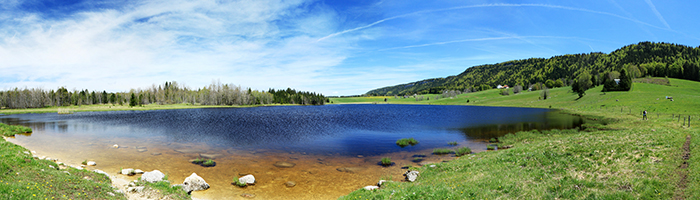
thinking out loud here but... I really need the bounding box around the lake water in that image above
[1,104,585,199]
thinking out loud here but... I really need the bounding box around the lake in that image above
[1,104,585,199]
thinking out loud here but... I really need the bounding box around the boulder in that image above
[134,169,144,174]
[239,174,255,185]
[87,161,96,166]
[182,173,209,193]
[363,185,379,190]
[404,170,419,182]
[377,180,387,187]
[284,181,296,187]
[113,144,119,148]
[141,170,165,183]
[273,161,296,168]
[121,168,135,176]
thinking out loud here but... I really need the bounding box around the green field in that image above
[338,78,700,199]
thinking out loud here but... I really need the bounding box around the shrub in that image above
[456,147,471,156]
[433,148,454,155]
[381,157,392,166]
[396,138,419,147]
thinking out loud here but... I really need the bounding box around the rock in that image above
[31,151,36,154]
[137,149,148,153]
[114,189,124,194]
[107,192,115,196]
[429,165,436,168]
[182,173,209,193]
[377,180,387,187]
[238,172,252,176]
[241,193,256,198]
[151,152,162,156]
[239,174,256,185]
[134,169,144,174]
[284,181,296,187]
[357,155,364,158]
[404,170,419,182]
[49,165,56,169]
[113,144,119,148]
[336,167,365,173]
[363,185,379,190]
[273,161,296,168]
[418,161,436,166]
[174,149,206,154]
[141,170,165,183]
[136,146,147,149]
[93,169,109,177]
[87,161,96,166]
[127,186,145,193]
[121,168,135,176]
[199,153,222,159]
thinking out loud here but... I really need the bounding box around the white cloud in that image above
[0,0,351,95]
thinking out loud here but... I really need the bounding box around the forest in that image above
[366,42,700,96]
[0,80,326,109]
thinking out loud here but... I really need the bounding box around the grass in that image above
[0,123,126,199]
[447,141,458,146]
[338,78,700,200]
[486,145,495,150]
[432,148,454,155]
[134,176,189,200]
[0,123,31,137]
[381,157,392,166]
[202,159,215,167]
[396,138,419,147]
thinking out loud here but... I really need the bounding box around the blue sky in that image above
[1,0,698,95]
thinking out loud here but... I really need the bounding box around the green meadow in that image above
[338,78,700,199]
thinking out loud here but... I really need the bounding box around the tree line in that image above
[0,81,326,109]
[367,41,700,96]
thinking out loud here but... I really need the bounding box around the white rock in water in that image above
[113,144,119,148]
[87,161,96,166]
[182,173,209,192]
[134,169,144,174]
[363,185,379,190]
[121,168,135,176]
[238,174,255,185]
[141,170,165,183]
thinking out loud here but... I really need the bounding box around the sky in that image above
[1,0,698,96]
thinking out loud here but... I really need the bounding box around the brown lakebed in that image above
[1,105,585,199]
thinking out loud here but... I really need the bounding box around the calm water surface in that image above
[1,104,583,156]
[0,104,585,199]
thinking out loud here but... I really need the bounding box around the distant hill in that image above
[366,42,700,96]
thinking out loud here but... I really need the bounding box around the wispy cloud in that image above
[644,0,671,29]
[318,3,669,42]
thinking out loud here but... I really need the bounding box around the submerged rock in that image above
[141,170,165,183]
[285,181,296,187]
[174,149,206,154]
[137,149,148,153]
[182,173,209,193]
[241,193,256,198]
[336,167,366,173]
[121,168,135,176]
[404,170,419,182]
[199,153,222,159]
[112,144,119,148]
[151,152,162,156]
[273,161,296,168]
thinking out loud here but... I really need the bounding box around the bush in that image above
[396,138,419,147]
[433,148,454,155]
[381,157,392,166]
[456,147,471,156]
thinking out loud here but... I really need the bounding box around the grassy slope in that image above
[1,124,127,200]
[337,78,700,199]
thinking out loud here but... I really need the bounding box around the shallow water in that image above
[1,104,584,199]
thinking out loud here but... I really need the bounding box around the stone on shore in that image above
[363,185,379,190]
[121,168,135,176]
[182,173,209,193]
[404,170,419,182]
[87,161,96,166]
[273,161,296,168]
[141,170,165,183]
[134,169,144,174]
[93,169,109,177]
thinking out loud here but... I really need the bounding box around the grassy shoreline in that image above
[0,103,300,115]
[337,78,700,199]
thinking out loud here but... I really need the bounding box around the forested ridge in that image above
[0,80,327,109]
[367,42,700,96]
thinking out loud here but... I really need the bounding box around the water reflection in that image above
[458,111,586,139]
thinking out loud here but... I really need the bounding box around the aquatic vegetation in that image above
[203,159,215,167]
[448,141,458,146]
[486,145,495,150]
[233,178,247,187]
[381,157,392,166]
[432,148,454,155]
[396,138,419,147]
[455,147,471,156]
